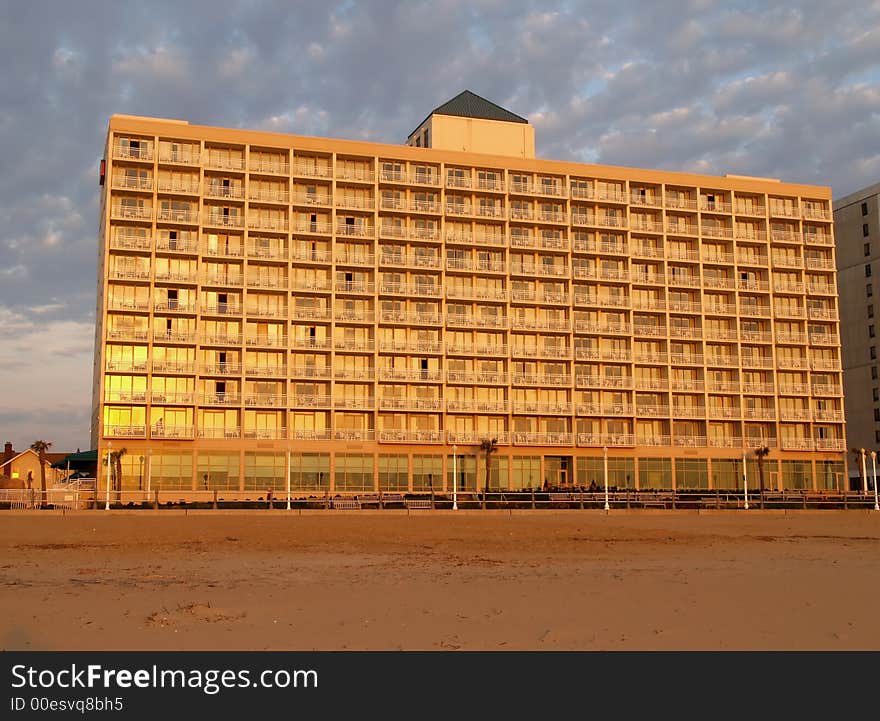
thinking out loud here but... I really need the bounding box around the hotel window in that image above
[863,202,869,216]
[866,243,871,256]
[865,224,871,237]
[867,264,872,278]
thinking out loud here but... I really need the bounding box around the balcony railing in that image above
[378,430,443,443]
[103,425,147,438]
[113,142,153,161]
[512,432,574,446]
[577,433,636,447]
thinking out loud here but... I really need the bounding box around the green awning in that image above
[51,449,98,469]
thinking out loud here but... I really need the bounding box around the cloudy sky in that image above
[0,0,878,452]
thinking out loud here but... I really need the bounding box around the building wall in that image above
[835,182,880,463]
[93,114,846,496]
[410,115,536,159]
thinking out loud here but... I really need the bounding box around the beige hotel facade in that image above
[92,91,847,496]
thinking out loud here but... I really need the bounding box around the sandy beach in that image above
[2,510,879,651]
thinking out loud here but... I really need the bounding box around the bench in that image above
[405,498,433,510]
[330,498,361,510]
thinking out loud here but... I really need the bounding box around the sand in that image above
[2,509,879,651]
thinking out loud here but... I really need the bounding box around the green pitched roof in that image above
[408,90,528,139]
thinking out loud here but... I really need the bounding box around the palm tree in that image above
[105,447,128,503]
[479,438,498,510]
[30,440,51,509]
[755,445,770,509]
[111,448,128,501]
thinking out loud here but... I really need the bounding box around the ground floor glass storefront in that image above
[111,450,845,494]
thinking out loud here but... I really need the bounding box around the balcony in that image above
[813,409,843,422]
[380,397,444,411]
[637,405,670,417]
[244,363,288,376]
[379,311,443,325]
[333,367,376,381]
[814,438,846,451]
[289,365,332,379]
[198,427,242,439]
[514,345,571,359]
[666,223,700,236]
[743,408,777,420]
[770,229,801,244]
[111,204,153,221]
[335,281,375,295]
[575,375,632,389]
[242,393,287,408]
[577,433,636,447]
[200,362,242,375]
[665,197,698,211]
[780,438,815,451]
[291,395,332,408]
[110,231,153,250]
[514,373,572,387]
[446,343,508,357]
[109,268,151,282]
[103,425,147,438]
[113,142,153,161]
[246,216,287,232]
[199,332,241,345]
[512,432,574,446]
[292,161,332,179]
[199,393,242,406]
[673,436,708,448]
[107,328,149,342]
[249,158,290,175]
[446,371,508,385]
[804,257,835,271]
[292,430,334,441]
[701,225,734,239]
[378,368,441,382]
[151,360,194,374]
[204,155,245,171]
[511,318,571,332]
[333,396,375,410]
[802,207,831,221]
[248,188,290,204]
[378,430,443,443]
[446,314,508,330]
[516,399,574,415]
[811,384,842,396]
[291,307,331,322]
[804,233,833,246]
[672,406,707,418]
[779,408,812,421]
[336,223,374,238]
[293,220,332,235]
[334,311,375,323]
[446,399,509,413]
[202,303,242,316]
[150,425,195,439]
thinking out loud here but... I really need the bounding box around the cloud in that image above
[0,0,878,450]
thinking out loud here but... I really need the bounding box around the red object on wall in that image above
[99,159,106,185]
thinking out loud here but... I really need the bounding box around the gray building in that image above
[835,182,880,486]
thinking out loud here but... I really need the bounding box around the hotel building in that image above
[92,91,846,495]
[835,181,880,482]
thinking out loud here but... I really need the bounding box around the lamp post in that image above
[871,450,879,512]
[138,455,144,491]
[603,446,609,512]
[452,444,458,510]
[286,449,291,511]
[146,448,152,499]
[104,441,112,511]
[861,448,868,495]
[742,451,749,510]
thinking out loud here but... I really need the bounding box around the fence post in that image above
[531,487,536,510]
[430,488,435,510]
[803,490,807,510]
[324,490,329,510]
[379,489,384,510]
[671,489,676,510]
[212,489,218,510]
[153,488,159,510]
[579,491,584,510]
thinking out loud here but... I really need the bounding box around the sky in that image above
[0,0,878,452]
